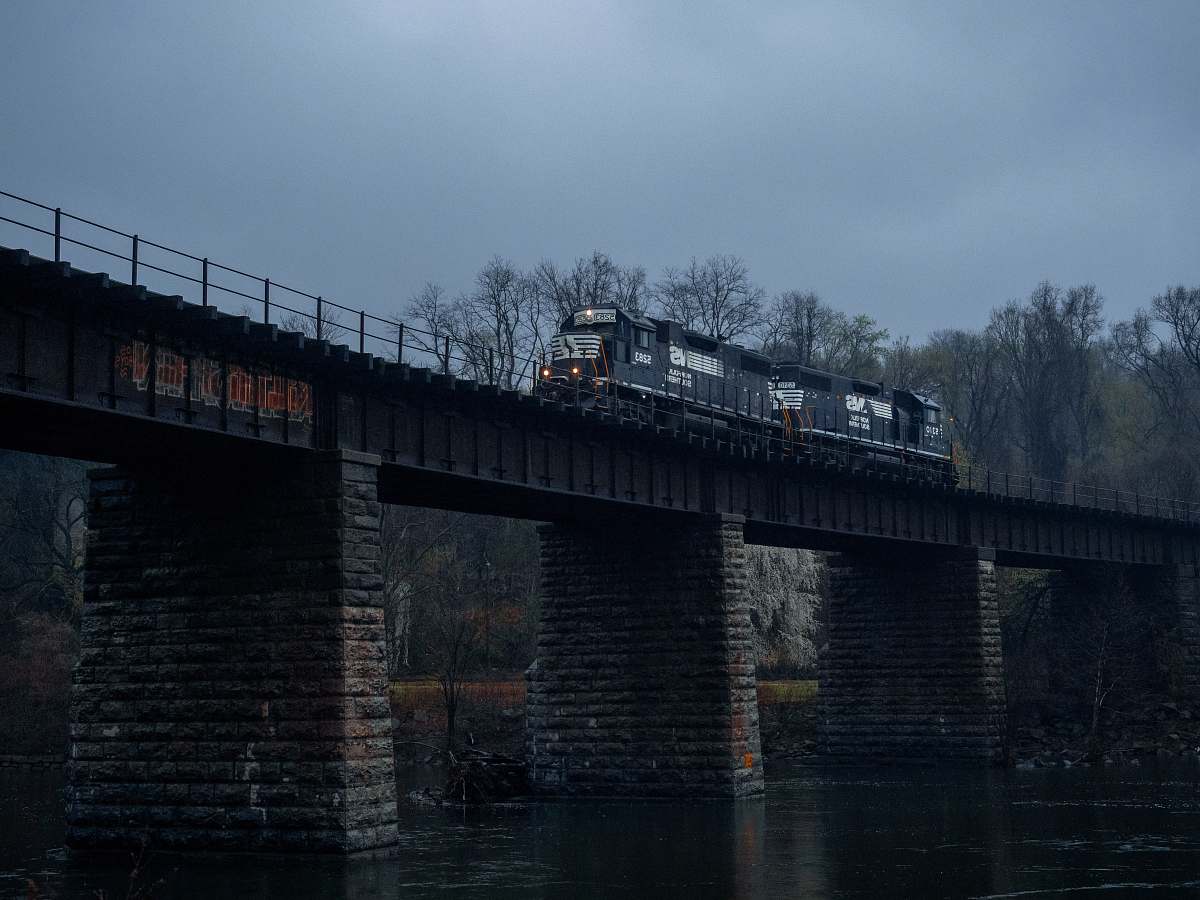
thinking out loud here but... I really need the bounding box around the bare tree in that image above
[654,254,764,341]
[0,454,87,630]
[880,336,940,394]
[534,251,649,324]
[987,282,1104,481]
[760,290,888,376]
[924,329,1009,467]
[277,306,347,345]
[404,282,457,372]
[1113,286,1200,440]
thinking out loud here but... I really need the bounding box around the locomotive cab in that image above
[539,305,640,407]
[893,389,948,456]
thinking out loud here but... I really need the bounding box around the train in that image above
[535,304,953,477]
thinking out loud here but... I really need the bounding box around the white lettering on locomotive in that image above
[574,309,617,325]
[633,351,654,366]
[666,368,693,388]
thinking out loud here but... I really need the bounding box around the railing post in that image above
[202,258,208,307]
[396,323,404,364]
[359,310,365,354]
[489,347,495,384]
[443,335,450,375]
[263,278,271,325]
[131,234,139,285]
[54,208,61,262]
[316,296,323,339]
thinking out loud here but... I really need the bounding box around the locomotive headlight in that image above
[570,366,580,375]
[541,368,551,378]
[584,308,594,320]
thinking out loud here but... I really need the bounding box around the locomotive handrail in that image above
[3,187,1199,526]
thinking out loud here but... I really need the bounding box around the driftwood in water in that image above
[444,748,530,802]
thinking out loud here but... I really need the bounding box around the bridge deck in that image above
[2,245,1197,569]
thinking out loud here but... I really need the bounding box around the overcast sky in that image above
[2,1,1198,339]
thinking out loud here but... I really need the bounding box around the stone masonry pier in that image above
[67,450,399,853]
[819,549,1007,764]
[527,514,763,797]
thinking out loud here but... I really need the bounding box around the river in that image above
[3,762,1199,898]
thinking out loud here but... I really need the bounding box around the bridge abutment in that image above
[819,549,1006,764]
[67,450,399,853]
[527,513,763,797]
[1158,565,1200,697]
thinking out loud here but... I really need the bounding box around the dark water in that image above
[3,762,1200,898]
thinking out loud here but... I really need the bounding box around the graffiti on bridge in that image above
[115,340,313,423]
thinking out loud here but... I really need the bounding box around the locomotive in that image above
[537,304,951,476]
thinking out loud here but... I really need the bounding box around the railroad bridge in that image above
[2,213,1199,853]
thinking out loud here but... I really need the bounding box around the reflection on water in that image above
[3,762,1199,898]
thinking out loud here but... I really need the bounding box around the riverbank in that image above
[389,677,821,763]
[390,678,1200,770]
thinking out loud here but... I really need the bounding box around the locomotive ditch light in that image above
[541,368,551,378]
[571,366,580,375]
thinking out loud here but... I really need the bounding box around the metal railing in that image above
[2,188,1198,525]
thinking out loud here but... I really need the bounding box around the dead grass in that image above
[757,680,818,707]
[389,677,815,716]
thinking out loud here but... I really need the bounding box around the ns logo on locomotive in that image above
[537,305,952,476]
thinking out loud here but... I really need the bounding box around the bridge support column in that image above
[1160,565,1200,697]
[527,513,763,797]
[67,450,399,853]
[819,549,1006,764]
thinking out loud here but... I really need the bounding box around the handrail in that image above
[2,187,1198,524]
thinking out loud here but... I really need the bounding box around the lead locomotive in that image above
[537,304,951,476]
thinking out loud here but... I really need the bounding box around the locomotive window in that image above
[619,341,630,363]
[925,408,940,424]
[799,371,832,393]
[634,328,652,349]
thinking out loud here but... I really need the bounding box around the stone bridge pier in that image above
[67,450,399,853]
[527,513,764,797]
[819,548,1008,764]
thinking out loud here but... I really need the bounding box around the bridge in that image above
[1,192,1198,853]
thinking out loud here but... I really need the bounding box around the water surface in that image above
[3,762,1199,898]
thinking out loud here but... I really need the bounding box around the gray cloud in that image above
[2,0,1197,338]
